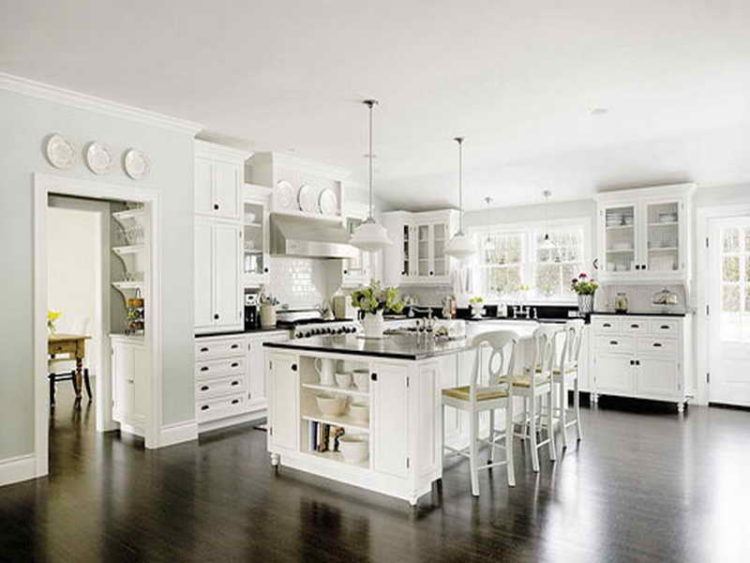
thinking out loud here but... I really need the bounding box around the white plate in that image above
[85,142,113,174]
[123,148,150,180]
[318,188,338,215]
[276,180,294,209]
[298,184,317,213]
[45,133,76,169]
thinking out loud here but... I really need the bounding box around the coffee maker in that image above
[244,293,260,330]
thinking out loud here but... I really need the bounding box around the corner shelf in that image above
[112,244,145,256]
[112,280,144,292]
[112,209,145,223]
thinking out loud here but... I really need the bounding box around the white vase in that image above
[362,310,385,339]
[577,294,594,314]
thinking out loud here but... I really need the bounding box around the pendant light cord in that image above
[364,99,378,221]
[455,137,465,234]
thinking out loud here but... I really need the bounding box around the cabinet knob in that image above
[429,271,434,276]
[264,267,269,273]
[635,265,641,270]
[371,372,377,381]
[642,264,647,270]
[213,204,219,210]
[291,363,298,372]
[214,314,219,320]
[343,269,348,274]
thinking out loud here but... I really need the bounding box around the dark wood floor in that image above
[1,385,749,562]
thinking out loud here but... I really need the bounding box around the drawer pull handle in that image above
[231,399,240,405]
[200,367,209,372]
[653,343,662,347]
[201,405,209,411]
[660,325,670,329]
[609,340,618,345]
[603,323,612,328]
[231,344,239,349]
[200,347,209,352]
[630,324,639,328]
[231,362,239,368]
[200,385,209,391]
[231,380,240,386]
[371,372,378,381]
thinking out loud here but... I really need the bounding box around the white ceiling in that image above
[3,0,750,210]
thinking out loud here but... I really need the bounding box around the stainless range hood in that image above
[270,214,359,259]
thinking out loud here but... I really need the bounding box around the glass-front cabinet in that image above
[596,184,692,282]
[242,186,271,287]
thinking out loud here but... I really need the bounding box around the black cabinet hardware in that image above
[231,380,239,386]
[635,265,641,270]
[630,324,640,328]
[213,204,219,210]
[201,405,209,411]
[609,340,618,345]
[214,314,219,320]
[371,373,377,381]
[264,267,269,273]
[231,399,239,405]
[660,325,670,329]
[199,347,209,352]
[653,342,662,348]
[231,362,239,368]
[200,367,208,372]
[291,364,297,372]
[200,385,209,391]
[231,344,239,349]
[603,323,612,328]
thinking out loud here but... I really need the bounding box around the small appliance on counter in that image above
[614,292,629,313]
[244,293,260,330]
[651,287,680,313]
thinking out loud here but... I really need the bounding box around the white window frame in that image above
[469,217,593,305]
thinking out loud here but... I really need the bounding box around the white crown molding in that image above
[195,139,253,162]
[0,71,203,135]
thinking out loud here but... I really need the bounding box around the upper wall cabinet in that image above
[596,183,695,284]
[242,184,272,288]
[382,209,459,287]
[195,141,253,221]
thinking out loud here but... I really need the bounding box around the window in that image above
[473,221,588,303]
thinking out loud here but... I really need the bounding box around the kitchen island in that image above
[263,325,540,505]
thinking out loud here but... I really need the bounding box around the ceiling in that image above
[3,0,750,210]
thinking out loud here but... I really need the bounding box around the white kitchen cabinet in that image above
[267,352,300,453]
[371,362,409,478]
[596,183,694,283]
[111,335,150,435]
[246,331,289,409]
[382,209,458,286]
[194,141,251,221]
[590,314,689,410]
[242,184,272,287]
[194,217,243,333]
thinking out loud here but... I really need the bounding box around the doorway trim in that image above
[695,203,750,406]
[33,173,163,478]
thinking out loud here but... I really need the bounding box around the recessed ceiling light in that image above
[590,107,609,116]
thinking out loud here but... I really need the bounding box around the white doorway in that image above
[707,216,750,407]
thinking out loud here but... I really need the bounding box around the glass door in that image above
[603,204,637,274]
[644,201,680,273]
[402,224,411,277]
[417,224,430,277]
[432,223,447,277]
[243,200,266,281]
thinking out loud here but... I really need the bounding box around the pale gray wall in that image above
[0,89,195,460]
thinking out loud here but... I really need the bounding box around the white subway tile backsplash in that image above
[268,256,329,309]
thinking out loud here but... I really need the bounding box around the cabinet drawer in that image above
[592,318,620,333]
[649,319,680,336]
[596,336,634,353]
[195,357,244,380]
[637,337,677,356]
[195,337,244,359]
[195,375,245,400]
[622,319,647,334]
[197,393,246,423]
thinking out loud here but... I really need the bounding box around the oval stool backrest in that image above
[559,319,585,372]
[468,330,519,403]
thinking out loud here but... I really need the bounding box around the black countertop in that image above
[264,333,472,360]
[196,327,290,338]
[591,311,689,317]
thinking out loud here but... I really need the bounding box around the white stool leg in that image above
[505,400,515,487]
[521,397,528,440]
[529,396,540,472]
[547,388,557,461]
[574,375,583,441]
[559,378,569,449]
[441,403,446,458]
[469,411,480,496]
[489,409,496,463]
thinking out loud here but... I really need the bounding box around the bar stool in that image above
[553,319,585,448]
[506,324,560,472]
[441,330,518,496]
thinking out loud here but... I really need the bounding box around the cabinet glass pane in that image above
[344,218,363,272]
[243,201,264,275]
[646,202,679,272]
[604,206,636,273]
[417,225,430,276]
[402,225,411,275]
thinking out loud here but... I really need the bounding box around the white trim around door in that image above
[33,173,164,479]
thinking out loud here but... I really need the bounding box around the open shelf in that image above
[112,281,144,291]
[302,382,369,399]
[648,222,679,227]
[302,412,369,433]
[244,222,263,229]
[112,209,145,222]
[648,247,678,252]
[112,244,145,256]
[606,249,635,254]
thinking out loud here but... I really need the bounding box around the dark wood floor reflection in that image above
[2,385,749,562]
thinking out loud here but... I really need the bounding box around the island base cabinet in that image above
[267,352,299,454]
[371,363,409,478]
[111,336,150,436]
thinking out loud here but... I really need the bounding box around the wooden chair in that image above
[442,330,518,496]
[552,319,585,448]
[507,324,560,472]
[48,316,93,405]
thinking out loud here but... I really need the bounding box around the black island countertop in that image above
[264,333,473,361]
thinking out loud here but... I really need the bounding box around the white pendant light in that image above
[445,136,476,259]
[539,189,556,251]
[350,99,392,252]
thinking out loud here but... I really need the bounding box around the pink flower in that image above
[578,272,588,279]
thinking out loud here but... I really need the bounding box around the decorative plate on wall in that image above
[318,188,338,215]
[44,133,76,169]
[276,180,294,209]
[123,148,150,180]
[298,184,317,213]
[85,141,113,174]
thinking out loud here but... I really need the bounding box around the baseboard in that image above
[198,409,267,435]
[158,420,199,447]
[0,454,37,488]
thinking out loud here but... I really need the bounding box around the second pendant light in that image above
[444,136,476,259]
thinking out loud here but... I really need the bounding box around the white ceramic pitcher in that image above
[314,358,336,386]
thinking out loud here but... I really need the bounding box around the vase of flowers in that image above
[47,310,61,334]
[571,273,598,314]
[468,296,485,319]
[351,281,405,339]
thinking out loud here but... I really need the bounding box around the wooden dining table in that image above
[48,333,90,403]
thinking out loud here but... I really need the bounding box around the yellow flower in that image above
[47,310,61,322]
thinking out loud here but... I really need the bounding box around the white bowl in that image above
[348,402,369,423]
[339,435,368,463]
[335,372,353,388]
[352,369,369,391]
[316,394,346,416]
